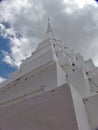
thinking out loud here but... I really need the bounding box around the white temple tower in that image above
[0,20,98,130]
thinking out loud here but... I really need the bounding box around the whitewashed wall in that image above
[0,84,81,130]
[0,62,67,105]
[84,93,98,130]
[67,68,90,98]
[71,85,90,130]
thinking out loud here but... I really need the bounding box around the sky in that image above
[0,0,98,82]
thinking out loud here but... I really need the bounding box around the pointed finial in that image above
[46,18,53,34]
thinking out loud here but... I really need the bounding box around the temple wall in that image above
[71,85,90,130]
[0,62,67,106]
[84,93,98,130]
[0,84,80,130]
[67,68,90,98]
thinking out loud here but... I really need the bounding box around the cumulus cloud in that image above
[0,22,39,67]
[0,77,6,84]
[0,0,98,67]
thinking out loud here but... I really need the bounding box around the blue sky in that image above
[0,0,98,83]
[0,36,16,77]
[0,21,17,79]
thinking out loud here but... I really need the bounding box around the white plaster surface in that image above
[0,44,56,88]
[85,59,96,72]
[75,54,88,72]
[0,84,80,130]
[71,85,90,130]
[67,68,90,98]
[58,52,72,68]
[57,64,67,87]
[84,93,98,130]
[0,62,67,105]
[91,73,98,87]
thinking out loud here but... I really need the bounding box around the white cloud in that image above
[0,0,45,67]
[0,0,98,68]
[64,0,97,8]
[0,25,38,67]
[0,77,6,84]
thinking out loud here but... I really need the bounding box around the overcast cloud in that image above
[0,0,98,68]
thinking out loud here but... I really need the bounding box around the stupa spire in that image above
[46,18,53,35]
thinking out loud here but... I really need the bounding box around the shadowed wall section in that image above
[0,84,78,130]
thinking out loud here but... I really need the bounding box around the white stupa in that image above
[0,19,98,130]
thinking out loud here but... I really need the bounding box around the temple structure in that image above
[0,19,98,130]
